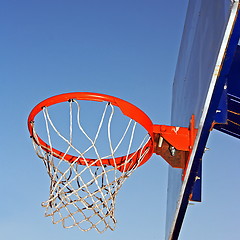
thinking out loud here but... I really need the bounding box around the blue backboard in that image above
[166,1,240,239]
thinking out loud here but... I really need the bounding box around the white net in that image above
[31,99,151,233]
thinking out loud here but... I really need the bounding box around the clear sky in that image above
[1,1,239,239]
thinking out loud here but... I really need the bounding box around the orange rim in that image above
[28,92,154,171]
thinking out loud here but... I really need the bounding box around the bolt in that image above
[169,146,176,156]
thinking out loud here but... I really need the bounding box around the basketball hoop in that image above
[28,92,196,232]
[28,92,154,233]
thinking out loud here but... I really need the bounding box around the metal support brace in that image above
[153,115,197,169]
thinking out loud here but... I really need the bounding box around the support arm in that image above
[153,115,197,169]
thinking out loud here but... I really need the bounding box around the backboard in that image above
[166,1,240,239]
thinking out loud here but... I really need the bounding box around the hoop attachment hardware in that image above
[153,115,197,169]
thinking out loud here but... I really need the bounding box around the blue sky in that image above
[1,1,239,239]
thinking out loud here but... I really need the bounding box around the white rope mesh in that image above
[31,99,150,233]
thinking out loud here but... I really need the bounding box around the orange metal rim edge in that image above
[27,92,155,172]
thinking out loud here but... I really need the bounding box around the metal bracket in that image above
[153,115,197,169]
